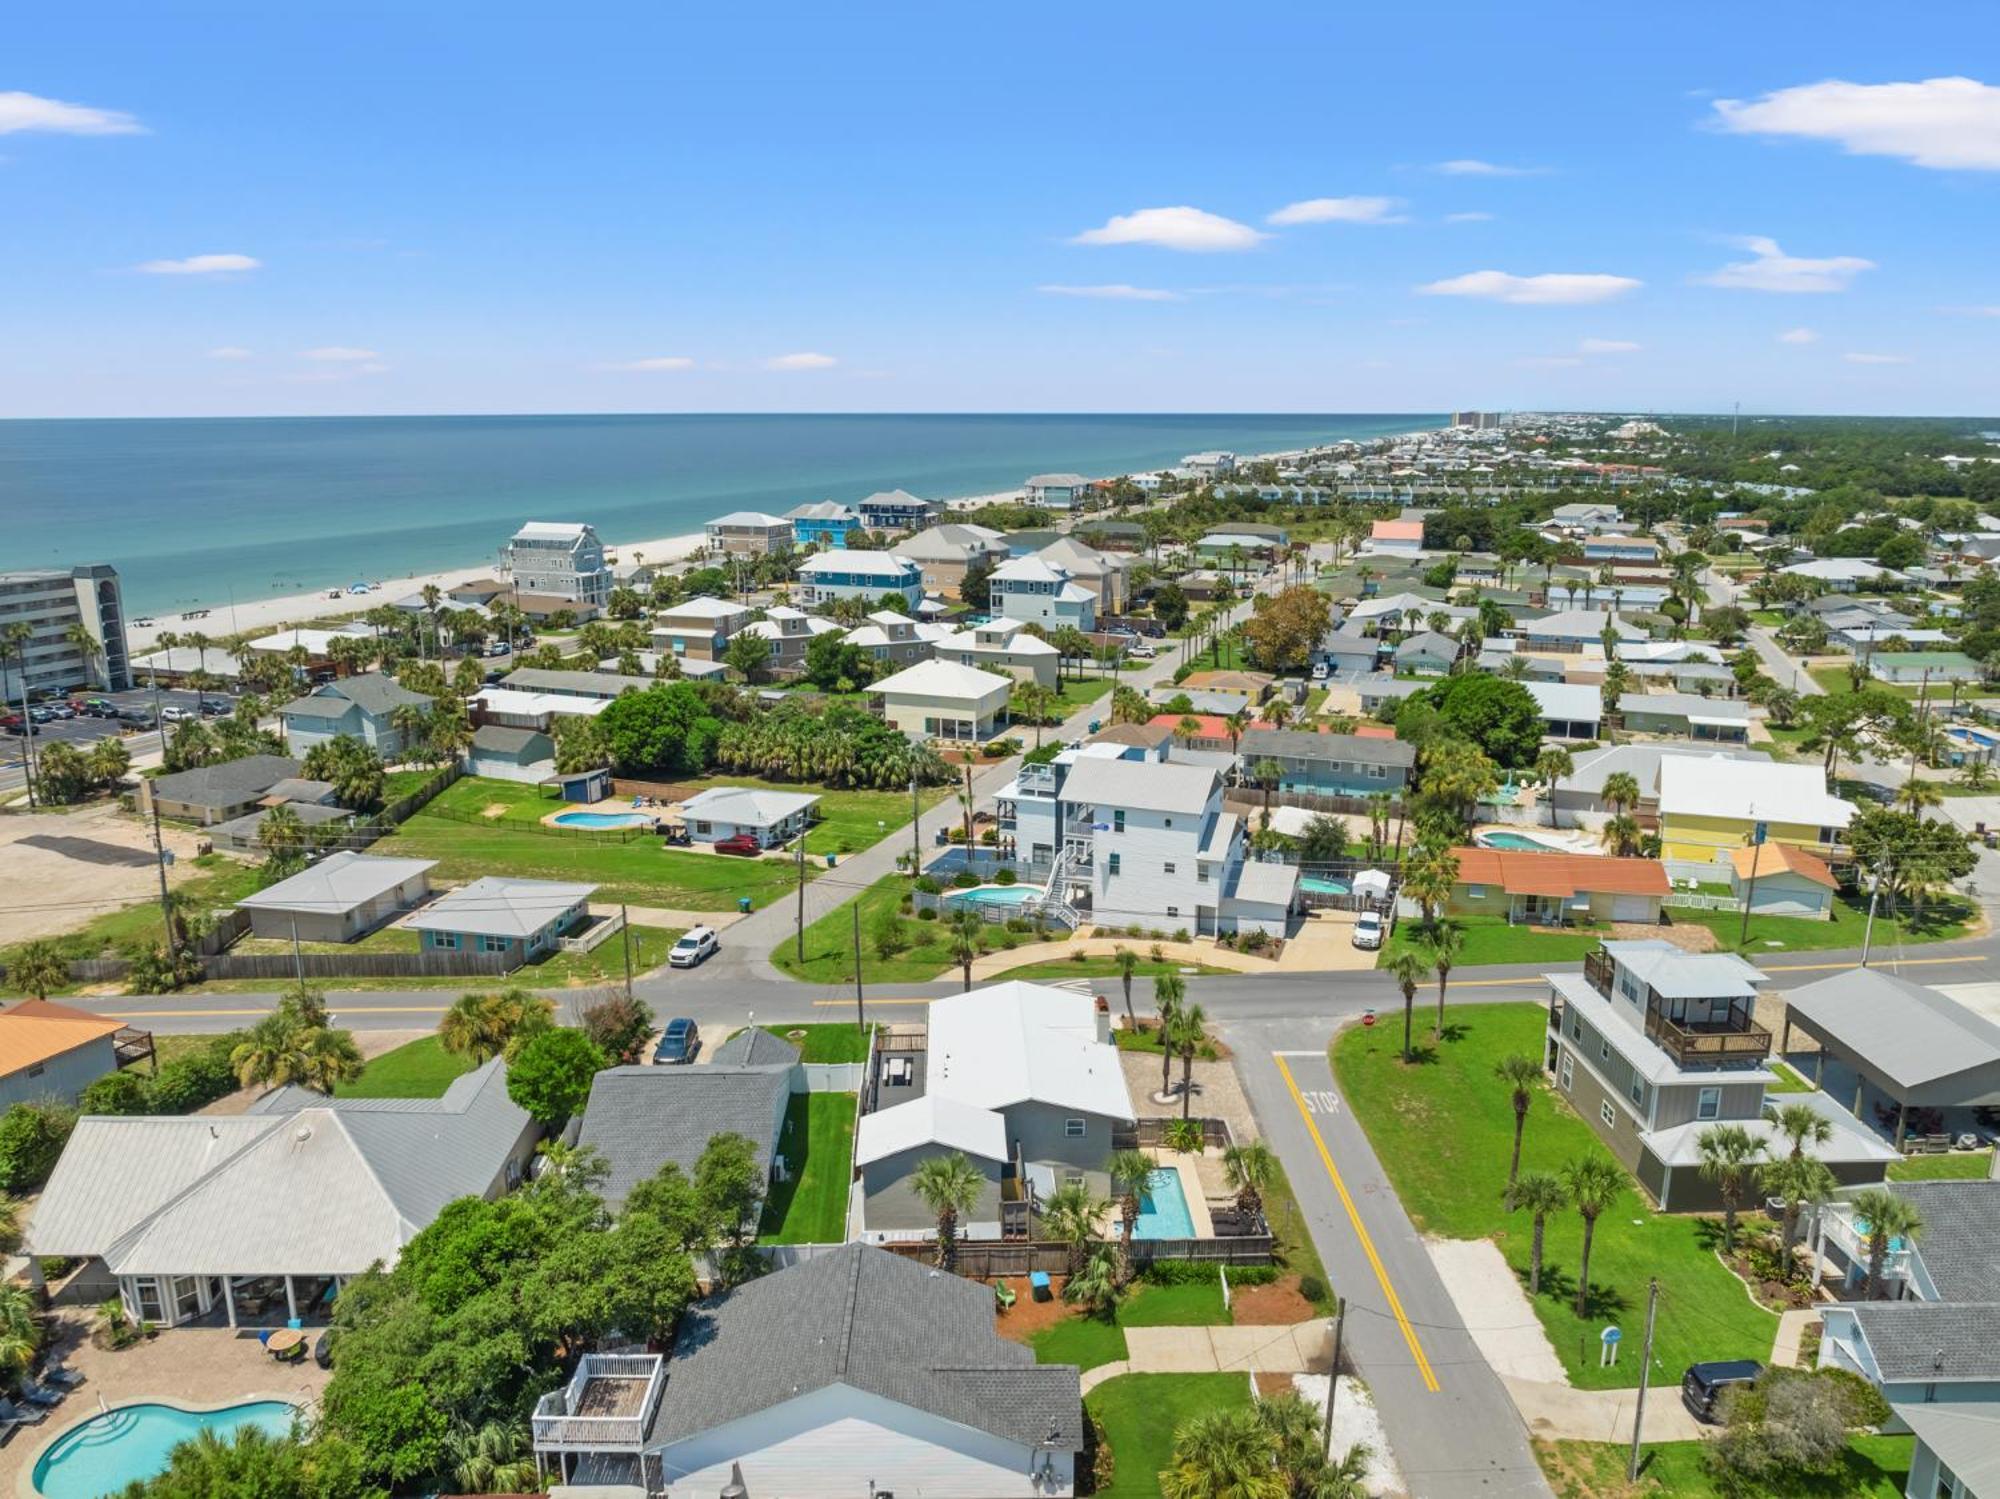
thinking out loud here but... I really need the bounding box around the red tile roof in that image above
[1449,847,1669,899]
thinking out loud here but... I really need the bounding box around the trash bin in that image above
[737,896,753,914]
[826,853,837,868]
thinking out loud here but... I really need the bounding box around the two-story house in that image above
[788,501,862,549]
[277,672,432,758]
[649,595,753,662]
[737,605,843,677]
[1655,755,1855,869]
[936,617,1060,688]
[1236,728,1416,799]
[503,521,612,608]
[793,550,923,609]
[843,609,947,668]
[1023,473,1094,512]
[1036,536,1130,614]
[1546,942,1895,1209]
[891,523,1010,597]
[702,511,794,556]
[989,556,1097,632]
[855,488,940,532]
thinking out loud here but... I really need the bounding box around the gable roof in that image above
[925,982,1133,1120]
[1060,756,1217,816]
[403,875,596,939]
[1237,728,1415,769]
[0,1001,122,1076]
[236,851,434,916]
[148,754,301,809]
[575,1063,793,1211]
[707,1027,804,1069]
[856,1093,1009,1166]
[1451,848,1668,899]
[1893,1181,2000,1301]
[1784,970,2000,1093]
[649,1243,1081,1453]
[282,672,430,720]
[1730,841,1836,889]
[1848,1302,2000,1382]
[1892,1402,2000,1495]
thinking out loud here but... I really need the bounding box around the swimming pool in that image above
[1475,830,1570,853]
[552,810,652,830]
[1300,877,1350,896]
[946,885,1040,908]
[33,1401,300,1499]
[1947,725,2000,749]
[1133,1168,1196,1239]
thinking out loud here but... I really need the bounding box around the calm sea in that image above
[0,412,1437,617]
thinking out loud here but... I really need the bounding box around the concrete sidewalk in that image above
[1077,1321,1329,1394]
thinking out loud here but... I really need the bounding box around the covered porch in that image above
[115,1270,345,1330]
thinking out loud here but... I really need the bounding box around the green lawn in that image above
[666,774,950,858]
[1086,1374,1252,1499]
[1045,674,1115,714]
[1116,1278,1230,1327]
[1889,1149,1995,1182]
[380,767,440,805]
[375,776,800,910]
[1535,1434,1912,1498]
[1667,890,1973,954]
[757,1093,857,1245]
[730,1023,873,1064]
[236,925,421,956]
[1765,1060,1814,1094]
[338,1036,475,1098]
[1332,1004,1776,1389]
[1381,914,1610,968]
[1807,666,1936,701]
[194,923,679,992]
[770,875,1056,985]
[991,958,1232,984]
[1029,1313,1128,1372]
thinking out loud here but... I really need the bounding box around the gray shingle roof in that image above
[648,1243,1082,1452]
[1239,728,1416,770]
[279,671,430,720]
[575,1064,792,1210]
[1894,1181,2000,1302]
[148,754,300,809]
[471,724,550,756]
[708,1028,804,1068]
[1849,1301,2000,1382]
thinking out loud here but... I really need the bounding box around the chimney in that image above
[1095,994,1111,1044]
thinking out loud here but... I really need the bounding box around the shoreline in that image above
[125,430,1429,652]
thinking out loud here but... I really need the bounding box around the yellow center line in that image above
[1272,1052,1439,1393]
[107,1005,451,1019]
[814,996,932,1007]
[1759,954,1978,973]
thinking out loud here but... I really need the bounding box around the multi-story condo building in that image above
[787,501,862,549]
[702,511,794,557]
[854,488,940,532]
[793,551,923,609]
[1023,473,1094,512]
[649,596,752,662]
[502,522,612,608]
[0,566,132,698]
[1546,941,1893,1209]
[989,557,1096,632]
[996,749,1296,937]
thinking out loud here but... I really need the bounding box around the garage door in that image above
[1611,894,1653,922]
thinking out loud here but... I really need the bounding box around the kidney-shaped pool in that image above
[33,1401,300,1499]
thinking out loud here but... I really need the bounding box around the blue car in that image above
[654,1018,700,1065]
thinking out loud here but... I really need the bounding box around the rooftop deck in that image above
[531,1353,664,1452]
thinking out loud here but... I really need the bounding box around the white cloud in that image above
[1266,196,1405,226]
[1038,284,1182,302]
[0,90,143,136]
[1844,351,1911,364]
[1444,211,1495,223]
[766,352,837,371]
[1712,77,2000,171]
[1433,159,1545,177]
[206,346,253,360]
[602,356,697,371]
[1777,327,1819,344]
[301,346,382,362]
[1071,206,1266,252]
[1578,338,1641,354]
[1696,237,1873,294]
[1416,270,1641,305]
[135,253,260,276]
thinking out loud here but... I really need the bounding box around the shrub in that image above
[1242,929,1271,953]
[1298,1274,1328,1309]
[983,740,1009,758]
[1173,928,1191,944]
[79,1069,153,1115]
[1141,1260,1278,1287]
[580,994,655,1065]
[913,876,942,895]
[1070,948,1089,963]
[916,907,938,922]
[980,828,998,845]
[995,868,1017,886]
[0,1100,77,1192]
[1150,943,1165,962]
[147,1036,243,1113]
[505,1029,607,1129]
[951,870,980,889]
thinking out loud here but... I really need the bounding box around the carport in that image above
[1779,968,2000,1148]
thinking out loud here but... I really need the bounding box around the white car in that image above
[1130,642,1157,660]
[668,926,719,968]
[159,705,194,724]
[1351,911,1385,950]
[1311,661,1330,681]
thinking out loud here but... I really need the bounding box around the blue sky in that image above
[4,1,1998,418]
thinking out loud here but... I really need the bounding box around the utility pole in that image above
[1738,807,1763,947]
[620,903,634,1001]
[1320,1296,1346,1456]
[1626,1277,1661,1482]
[851,902,864,1032]
[910,775,921,876]
[1860,860,1888,967]
[795,836,807,963]
[150,797,177,965]
[289,917,305,988]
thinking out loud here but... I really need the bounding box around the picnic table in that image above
[264,1328,307,1358]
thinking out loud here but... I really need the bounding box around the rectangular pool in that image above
[1133,1167,1195,1239]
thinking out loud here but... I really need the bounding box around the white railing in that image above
[559,909,627,954]
[1663,893,1740,912]
[530,1354,664,1452]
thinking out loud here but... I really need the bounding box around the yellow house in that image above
[1655,756,1854,867]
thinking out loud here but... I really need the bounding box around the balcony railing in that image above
[1641,1009,1773,1067]
[531,1354,664,1453]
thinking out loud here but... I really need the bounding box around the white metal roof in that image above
[404,875,597,938]
[706,511,790,528]
[1230,860,1301,907]
[513,521,593,540]
[1059,756,1217,816]
[1526,680,1603,723]
[869,658,1013,701]
[657,595,749,622]
[237,851,436,916]
[470,686,611,719]
[677,786,819,828]
[925,982,1134,1121]
[991,556,1071,585]
[796,550,918,578]
[854,1094,1008,1167]
[1655,755,1854,828]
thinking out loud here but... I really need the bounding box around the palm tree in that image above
[1063,1240,1125,1320]
[1561,1154,1626,1318]
[1384,948,1431,1062]
[1759,1154,1837,1272]
[1849,1188,1924,1300]
[1494,1053,1543,1209]
[0,1282,38,1383]
[947,907,983,992]
[1600,770,1642,817]
[294,1026,364,1093]
[5,939,70,1002]
[445,1419,540,1495]
[1422,921,1463,1042]
[1107,1148,1155,1272]
[1900,778,1944,816]
[1512,1171,1568,1296]
[1,622,39,807]
[1695,1123,1766,1253]
[1153,973,1186,1100]
[1760,1099,1835,1260]
[256,802,307,863]
[1167,1001,1209,1118]
[910,1151,985,1271]
[1160,1406,1287,1499]
[1114,946,1141,1031]
[1039,1178,1109,1276]
[1535,746,1574,829]
[1221,1141,1276,1220]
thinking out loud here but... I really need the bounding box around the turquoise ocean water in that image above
[0,412,1438,617]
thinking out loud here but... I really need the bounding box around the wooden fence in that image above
[1114,1116,1235,1152]
[880,1235,1274,1278]
[68,947,513,984]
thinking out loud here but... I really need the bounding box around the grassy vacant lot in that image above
[198,924,679,992]
[1381,914,1609,968]
[1043,674,1115,715]
[376,776,799,910]
[1889,1149,1995,1182]
[1535,1435,1912,1498]
[338,1035,474,1098]
[1332,1003,1775,1389]
[1667,890,1973,954]
[1807,665,1936,701]
[770,876,1064,984]
[1086,1374,1252,1499]
[668,774,950,858]
[757,1093,857,1245]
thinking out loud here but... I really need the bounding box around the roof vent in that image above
[294,1125,313,1143]
[719,1461,749,1499]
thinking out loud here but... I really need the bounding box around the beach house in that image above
[788,501,862,549]
[1430,848,1668,927]
[1368,519,1425,556]
[650,596,753,663]
[869,659,1012,743]
[737,605,843,677]
[135,754,308,825]
[989,556,1097,632]
[277,672,434,758]
[466,723,556,782]
[404,876,596,964]
[503,522,613,608]
[1655,755,1854,868]
[1037,536,1131,613]
[676,786,818,848]
[1236,728,1416,799]
[843,609,946,668]
[703,511,794,557]
[0,1001,152,1113]
[855,489,940,532]
[891,523,1010,597]
[936,618,1061,687]
[1616,691,1750,742]
[793,551,923,610]
[1023,473,1093,511]
[235,852,437,943]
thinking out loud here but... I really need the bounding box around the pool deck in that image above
[1470,822,1603,854]
[539,797,661,831]
[8,1307,328,1499]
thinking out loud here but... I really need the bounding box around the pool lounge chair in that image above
[0,1398,47,1427]
[18,1383,63,1408]
[39,1367,84,1391]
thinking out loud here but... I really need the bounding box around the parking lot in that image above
[2,685,237,775]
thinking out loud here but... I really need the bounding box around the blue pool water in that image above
[34,1401,299,1499]
[552,810,652,829]
[1948,725,1999,749]
[1134,1168,1196,1239]
[1475,831,1568,852]
[947,885,1039,908]
[1300,877,1350,896]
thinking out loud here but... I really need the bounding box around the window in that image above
[1937,1464,1958,1499]
[1697,1086,1721,1121]
[1064,1118,1086,1138]
[1559,1053,1574,1091]
[1368,763,1387,779]
[1166,906,1180,918]
[1629,1073,1645,1107]
[1164,862,1176,876]
[26,1065,43,1079]
[1198,864,1209,884]
[479,934,510,954]
[432,931,462,950]
[1600,1038,1611,1062]
[1465,884,1486,900]
[1600,1101,1617,1128]
[1164,818,1174,828]
[1107,852,1121,876]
